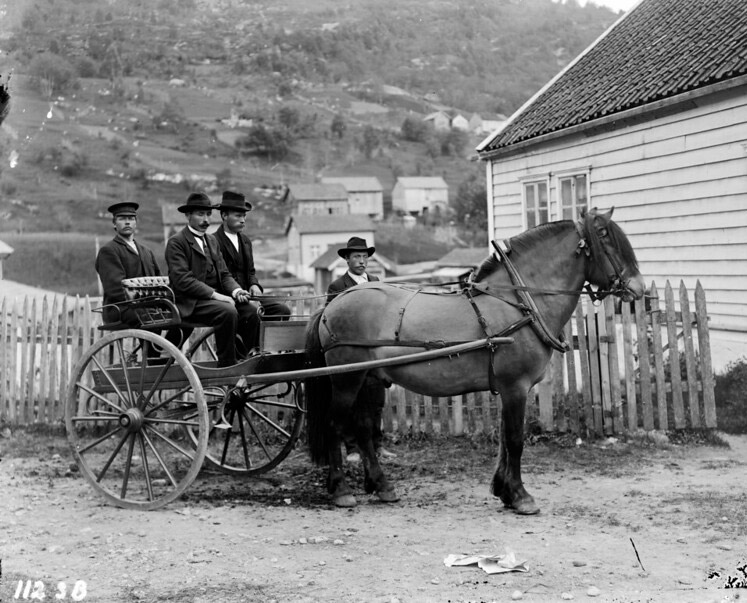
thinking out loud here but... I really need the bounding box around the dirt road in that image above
[1,430,744,602]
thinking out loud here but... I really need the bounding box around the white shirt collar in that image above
[225,230,240,251]
[347,271,368,285]
[187,226,205,251]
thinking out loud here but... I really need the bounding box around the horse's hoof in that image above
[333,494,357,508]
[512,498,540,515]
[377,489,400,503]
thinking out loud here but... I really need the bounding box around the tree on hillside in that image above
[400,117,431,143]
[236,125,290,161]
[28,52,77,97]
[453,176,488,236]
[360,125,380,159]
[330,114,346,139]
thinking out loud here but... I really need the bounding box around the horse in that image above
[303,208,646,514]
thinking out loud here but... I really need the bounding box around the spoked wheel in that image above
[186,380,305,476]
[65,330,208,510]
[184,327,218,363]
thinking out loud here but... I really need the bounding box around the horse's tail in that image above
[304,308,332,465]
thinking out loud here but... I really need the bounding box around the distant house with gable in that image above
[320,176,384,219]
[392,176,449,217]
[285,214,375,285]
[287,183,349,216]
[449,113,470,131]
[0,238,13,280]
[423,111,451,132]
[430,247,488,286]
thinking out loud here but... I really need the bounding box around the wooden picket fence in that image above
[0,280,716,436]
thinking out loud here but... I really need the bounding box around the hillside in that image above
[0,0,619,291]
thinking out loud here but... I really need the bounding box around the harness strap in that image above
[394,288,420,342]
[491,240,569,353]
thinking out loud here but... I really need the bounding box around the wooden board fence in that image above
[0,280,717,436]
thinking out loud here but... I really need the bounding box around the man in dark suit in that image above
[95,202,162,326]
[327,237,396,460]
[213,190,291,352]
[165,192,254,367]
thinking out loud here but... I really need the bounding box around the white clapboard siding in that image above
[489,86,747,340]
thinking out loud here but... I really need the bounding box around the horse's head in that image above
[578,207,645,302]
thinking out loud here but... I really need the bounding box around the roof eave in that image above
[478,74,747,162]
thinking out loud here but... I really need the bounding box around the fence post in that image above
[563,319,579,434]
[635,295,654,431]
[648,283,668,430]
[585,298,603,435]
[9,298,19,422]
[50,296,60,422]
[603,296,622,433]
[679,281,700,428]
[695,281,716,428]
[664,281,685,428]
[575,301,593,435]
[620,301,637,431]
[0,297,7,419]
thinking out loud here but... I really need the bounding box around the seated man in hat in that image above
[213,190,291,354]
[95,201,163,327]
[165,192,254,367]
[327,237,396,461]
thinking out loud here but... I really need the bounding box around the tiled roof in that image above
[320,176,383,192]
[479,0,747,154]
[285,214,376,235]
[288,183,348,201]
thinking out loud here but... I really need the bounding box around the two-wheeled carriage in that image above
[65,276,512,510]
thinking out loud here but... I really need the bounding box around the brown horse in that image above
[304,208,645,514]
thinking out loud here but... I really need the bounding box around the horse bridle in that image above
[575,215,631,302]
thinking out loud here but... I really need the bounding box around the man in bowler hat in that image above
[327,237,396,460]
[165,192,253,367]
[95,202,163,326]
[214,190,291,352]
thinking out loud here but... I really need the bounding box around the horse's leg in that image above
[326,376,363,508]
[356,377,399,502]
[491,383,539,515]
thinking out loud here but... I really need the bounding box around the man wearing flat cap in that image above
[165,191,253,367]
[326,236,396,460]
[95,202,163,325]
[214,190,291,353]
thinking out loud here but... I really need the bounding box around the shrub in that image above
[715,358,747,434]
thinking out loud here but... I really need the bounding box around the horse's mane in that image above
[473,222,571,283]
[472,218,638,283]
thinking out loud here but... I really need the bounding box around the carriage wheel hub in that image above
[119,407,145,431]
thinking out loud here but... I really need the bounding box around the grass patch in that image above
[715,357,747,434]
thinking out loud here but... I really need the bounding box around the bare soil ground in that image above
[1,430,745,603]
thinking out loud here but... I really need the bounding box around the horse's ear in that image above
[596,207,613,224]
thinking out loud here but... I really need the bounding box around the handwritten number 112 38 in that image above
[13,580,87,600]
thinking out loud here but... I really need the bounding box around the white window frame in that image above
[555,167,591,221]
[519,174,551,230]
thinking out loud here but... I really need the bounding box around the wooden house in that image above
[423,111,451,132]
[285,214,375,285]
[476,0,747,368]
[0,239,13,280]
[320,176,384,219]
[392,177,449,217]
[287,183,349,216]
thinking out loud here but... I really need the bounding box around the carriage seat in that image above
[98,276,182,331]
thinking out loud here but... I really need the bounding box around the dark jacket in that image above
[326,272,379,304]
[213,225,262,291]
[95,235,161,323]
[165,227,240,319]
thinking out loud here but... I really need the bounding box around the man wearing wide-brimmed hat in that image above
[95,201,163,325]
[214,190,291,353]
[165,191,253,367]
[326,236,396,461]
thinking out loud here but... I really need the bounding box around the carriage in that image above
[65,275,513,510]
[65,209,645,513]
